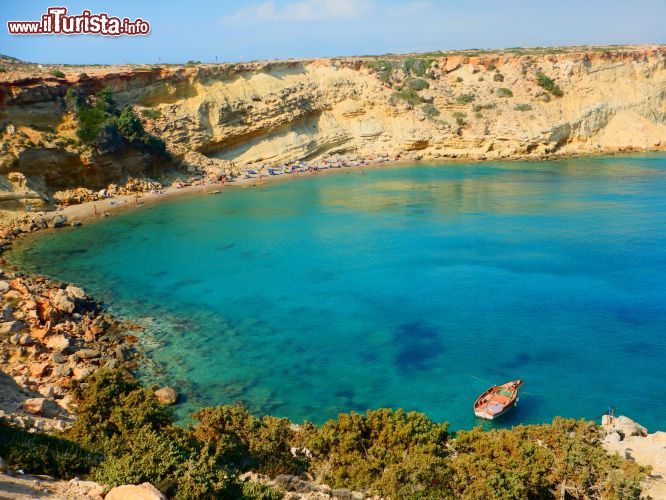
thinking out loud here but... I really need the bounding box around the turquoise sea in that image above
[9,155,666,430]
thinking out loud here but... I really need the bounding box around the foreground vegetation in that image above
[0,370,648,499]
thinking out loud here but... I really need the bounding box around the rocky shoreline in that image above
[0,209,143,432]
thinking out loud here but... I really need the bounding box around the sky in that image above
[1,0,665,64]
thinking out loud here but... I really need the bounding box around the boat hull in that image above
[474,399,517,420]
[473,380,523,420]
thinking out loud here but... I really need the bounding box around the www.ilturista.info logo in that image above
[7,7,150,36]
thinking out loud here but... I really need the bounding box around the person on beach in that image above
[92,204,98,217]
[25,202,31,213]
[133,194,139,207]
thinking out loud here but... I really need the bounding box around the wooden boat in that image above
[473,379,523,420]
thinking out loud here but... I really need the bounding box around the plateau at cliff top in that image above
[0,45,665,212]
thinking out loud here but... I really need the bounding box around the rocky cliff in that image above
[1,46,665,214]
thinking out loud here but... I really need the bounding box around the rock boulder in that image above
[154,386,178,405]
[105,483,166,500]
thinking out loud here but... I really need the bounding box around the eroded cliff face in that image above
[0,46,665,213]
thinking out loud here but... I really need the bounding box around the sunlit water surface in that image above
[10,155,666,429]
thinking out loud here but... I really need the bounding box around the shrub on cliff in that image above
[2,370,648,499]
[75,104,110,143]
[496,87,514,98]
[0,420,96,478]
[536,71,564,97]
[71,90,168,156]
[67,369,172,451]
[421,103,440,117]
[49,69,65,78]
[390,88,422,106]
[403,57,433,78]
[406,77,430,91]
[141,108,162,119]
[456,93,476,105]
[493,72,505,82]
[300,408,451,497]
[449,418,647,498]
[191,405,306,477]
[117,106,146,143]
[367,59,398,84]
[514,103,533,112]
[452,111,467,126]
[94,88,118,115]
[64,88,84,112]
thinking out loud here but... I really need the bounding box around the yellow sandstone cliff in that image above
[0,46,665,212]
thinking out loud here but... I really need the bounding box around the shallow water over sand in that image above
[10,155,666,429]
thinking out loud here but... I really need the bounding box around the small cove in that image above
[9,154,666,430]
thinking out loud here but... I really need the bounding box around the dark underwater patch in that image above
[394,321,443,374]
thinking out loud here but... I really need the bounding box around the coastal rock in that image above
[22,398,45,415]
[51,289,75,314]
[154,387,178,405]
[29,362,49,378]
[0,321,22,335]
[1,304,13,321]
[53,364,72,377]
[65,285,86,300]
[38,385,56,398]
[73,366,94,380]
[603,415,648,439]
[105,483,167,500]
[115,345,132,361]
[0,281,9,293]
[46,335,71,352]
[603,415,666,499]
[77,348,100,359]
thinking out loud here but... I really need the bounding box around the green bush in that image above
[452,111,467,126]
[191,405,305,477]
[302,408,451,497]
[493,72,505,82]
[2,370,646,499]
[450,418,647,498]
[78,72,89,80]
[95,88,117,115]
[536,71,563,96]
[405,77,430,91]
[49,69,65,78]
[403,57,433,77]
[390,88,422,106]
[456,93,476,105]
[117,106,146,143]
[487,64,497,72]
[0,67,7,73]
[514,103,533,112]
[472,102,496,112]
[141,108,162,119]
[64,88,84,112]
[75,105,110,143]
[240,482,283,500]
[455,76,463,82]
[0,421,96,478]
[496,87,513,98]
[421,103,440,117]
[367,59,398,84]
[186,60,202,65]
